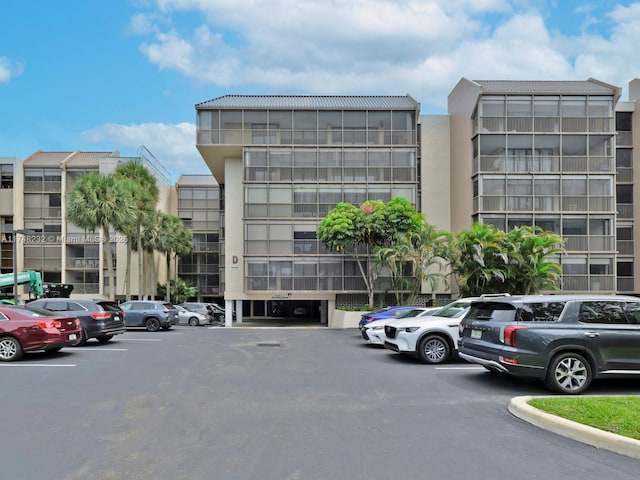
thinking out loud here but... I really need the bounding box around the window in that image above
[519,302,565,322]
[579,301,627,324]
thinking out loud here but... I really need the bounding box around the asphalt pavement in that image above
[2,325,639,479]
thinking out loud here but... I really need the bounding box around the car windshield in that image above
[433,301,470,318]
[397,309,426,318]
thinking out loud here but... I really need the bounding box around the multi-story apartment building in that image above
[3,77,640,326]
[195,95,422,324]
[1,150,172,300]
[448,78,621,293]
[175,174,222,301]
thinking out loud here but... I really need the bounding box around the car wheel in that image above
[188,317,199,327]
[96,335,113,343]
[145,317,161,332]
[0,336,23,362]
[417,335,450,364]
[545,352,592,394]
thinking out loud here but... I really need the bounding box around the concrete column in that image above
[225,299,233,328]
[235,299,243,324]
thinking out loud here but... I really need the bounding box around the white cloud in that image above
[80,122,209,180]
[131,0,640,110]
[0,57,24,83]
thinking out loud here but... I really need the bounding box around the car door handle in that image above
[584,332,600,338]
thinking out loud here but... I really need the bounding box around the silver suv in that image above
[458,294,640,394]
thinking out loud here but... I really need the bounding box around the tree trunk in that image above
[124,241,131,301]
[137,225,144,299]
[103,223,114,300]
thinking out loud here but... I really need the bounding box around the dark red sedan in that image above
[0,306,81,361]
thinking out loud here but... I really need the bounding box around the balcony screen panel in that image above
[534,96,560,116]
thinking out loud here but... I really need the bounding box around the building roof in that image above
[176,174,218,187]
[472,79,619,96]
[196,94,420,110]
[23,151,119,168]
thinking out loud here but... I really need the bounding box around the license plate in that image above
[69,334,77,341]
[471,329,482,339]
[114,315,120,321]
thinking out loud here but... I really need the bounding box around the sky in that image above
[1,0,640,183]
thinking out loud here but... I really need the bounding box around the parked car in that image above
[176,305,210,326]
[383,297,484,363]
[458,294,640,394]
[28,298,126,345]
[359,306,428,331]
[180,302,220,321]
[361,307,442,346]
[119,301,178,331]
[0,305,81,361]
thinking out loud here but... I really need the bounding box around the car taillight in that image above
[91,312,112,320]
[501,325,527,346]
[37,320,62,329]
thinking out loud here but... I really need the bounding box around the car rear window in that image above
[466,302,518,322]
[97,301,122,312]
[467,301,566,322]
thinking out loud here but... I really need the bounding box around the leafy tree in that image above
[376,219,452,304]
[114,162,159,300]
[66,172,135,300]
[450,223,508,296]
[503,225,564,294]
[450,222,564,296]
[157,278,197,305]
[317,197,422,306]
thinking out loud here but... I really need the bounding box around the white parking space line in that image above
[435,366,484,370]
[66,347,128,351]
[1,364,76,367]
[117,338,162,342]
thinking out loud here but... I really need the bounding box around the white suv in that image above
[383,297,481,364]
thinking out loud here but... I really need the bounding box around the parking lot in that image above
[3,325,640,479]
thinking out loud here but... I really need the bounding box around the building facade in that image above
[3,77,640,326]
[195,95,423,324]
[0,150,172,300]
[447,78,637,294]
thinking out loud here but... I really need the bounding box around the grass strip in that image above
[528,396,640,440]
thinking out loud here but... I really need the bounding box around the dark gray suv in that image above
[458,294,640,394]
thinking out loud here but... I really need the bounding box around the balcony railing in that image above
[197,128,416,146]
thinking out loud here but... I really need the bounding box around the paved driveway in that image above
[2,327,639,479]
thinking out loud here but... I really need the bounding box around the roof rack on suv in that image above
[479,293,511,298]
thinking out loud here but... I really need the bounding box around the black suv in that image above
[28,298,126,345]
[458,294,640,394]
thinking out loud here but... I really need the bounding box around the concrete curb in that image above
[509,396,640,459]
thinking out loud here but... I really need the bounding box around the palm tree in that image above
[450,222,509,296]
[114,162,159,300]
[66,172,135,300]
[147,213,193,302]
[376,220,451,304]
[504,226,564,294]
